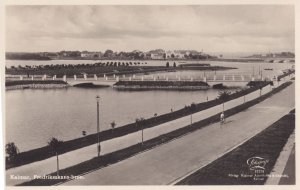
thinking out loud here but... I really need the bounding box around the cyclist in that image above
[220,112,225,124]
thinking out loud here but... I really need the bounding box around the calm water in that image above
[5,60,294,152]
[6,87,220,151]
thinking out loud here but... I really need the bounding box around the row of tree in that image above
[6,138,63,176]
[166,62,177,68]
[7,61,149,71]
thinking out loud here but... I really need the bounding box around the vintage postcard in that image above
[1,0,297,189]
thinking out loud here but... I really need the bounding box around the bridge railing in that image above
[6,73,273,83]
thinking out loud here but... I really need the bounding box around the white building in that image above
[165,50,185,59]
[150,53,164,59]
[81,51,102,58]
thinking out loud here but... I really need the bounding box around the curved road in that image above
[63,82,294,185]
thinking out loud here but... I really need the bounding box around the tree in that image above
[111,121,116,134]
[136,117,145,146]
[163,53,166,59]
[154,113,158,121]
[190,103,197,126]
[218,90,231,112]
[5,142,19,162]
[103,50,113,57]
[48,137,63,176]
[240,89,247,103]
[259,86,263,96]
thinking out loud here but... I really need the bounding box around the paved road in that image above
[63,82,295,185]
[6,76,290,186]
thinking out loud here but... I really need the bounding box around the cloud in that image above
[5,5,294,52]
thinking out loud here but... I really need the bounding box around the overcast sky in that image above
[6,5,294,53]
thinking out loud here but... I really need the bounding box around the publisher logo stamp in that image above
[247,156,269,171]
[227,156,289,182]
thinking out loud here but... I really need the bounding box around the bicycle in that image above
[220,116,225,125]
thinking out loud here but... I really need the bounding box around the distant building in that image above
[44,52,59,58]
[150,53,165,59]
[61,51,68,57]
[59,51,81,57]
[266,53,275,58]
[174,52,185,59]
[165,51,173,59]
[81,51,102,58]
[165,50,186,59]
[81,51,90,57]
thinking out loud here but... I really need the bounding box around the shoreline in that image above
[113,86,210,90]
[5,81,272,169]
[6,57,294,63]
[6,84,70,90]
[113,80,210,90]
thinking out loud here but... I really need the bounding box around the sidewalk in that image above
[6,77,290,186]
[265,128,295,185]
[279,144,295,185]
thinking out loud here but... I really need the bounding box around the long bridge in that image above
[6,73,275,86]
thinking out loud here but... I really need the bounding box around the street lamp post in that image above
[142,123,144,146]
[136,117,145,146]
[140,118,145,146]
[96,95,101,157]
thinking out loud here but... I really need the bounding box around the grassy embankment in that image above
[5,80,68,86]
[114,81,209,87]
[72,83,110,88]
[113,80,210,90]
[6,81,272,170]
[18,81,292,186]
[177,109,295,185]
[5,80,69,90]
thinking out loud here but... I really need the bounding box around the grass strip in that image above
[18,81,292,186]
[176,109,295,185]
